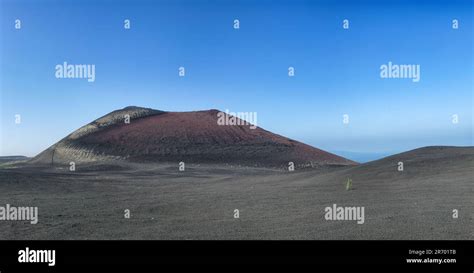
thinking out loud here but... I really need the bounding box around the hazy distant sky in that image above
[1,0,472,161]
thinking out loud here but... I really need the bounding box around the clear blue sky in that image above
[1,0,472,162]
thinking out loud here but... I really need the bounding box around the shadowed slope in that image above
[342,146,474,177]
[31,106,356,168]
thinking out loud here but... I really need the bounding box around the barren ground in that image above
[0,146,472,240]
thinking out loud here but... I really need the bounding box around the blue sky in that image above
[1,0,472,162]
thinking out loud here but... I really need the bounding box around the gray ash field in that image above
[0,146,472,240]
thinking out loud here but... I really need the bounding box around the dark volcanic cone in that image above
[31,106,357,168]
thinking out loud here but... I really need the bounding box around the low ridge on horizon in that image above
[30,106,357,168]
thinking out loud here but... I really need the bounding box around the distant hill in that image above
[30,106,356,168]
[336,146,474,181]
[0,156,29,164]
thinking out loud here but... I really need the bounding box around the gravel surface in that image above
[0,146,472,240]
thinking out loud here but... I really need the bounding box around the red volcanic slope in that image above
[32,107,357,168]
